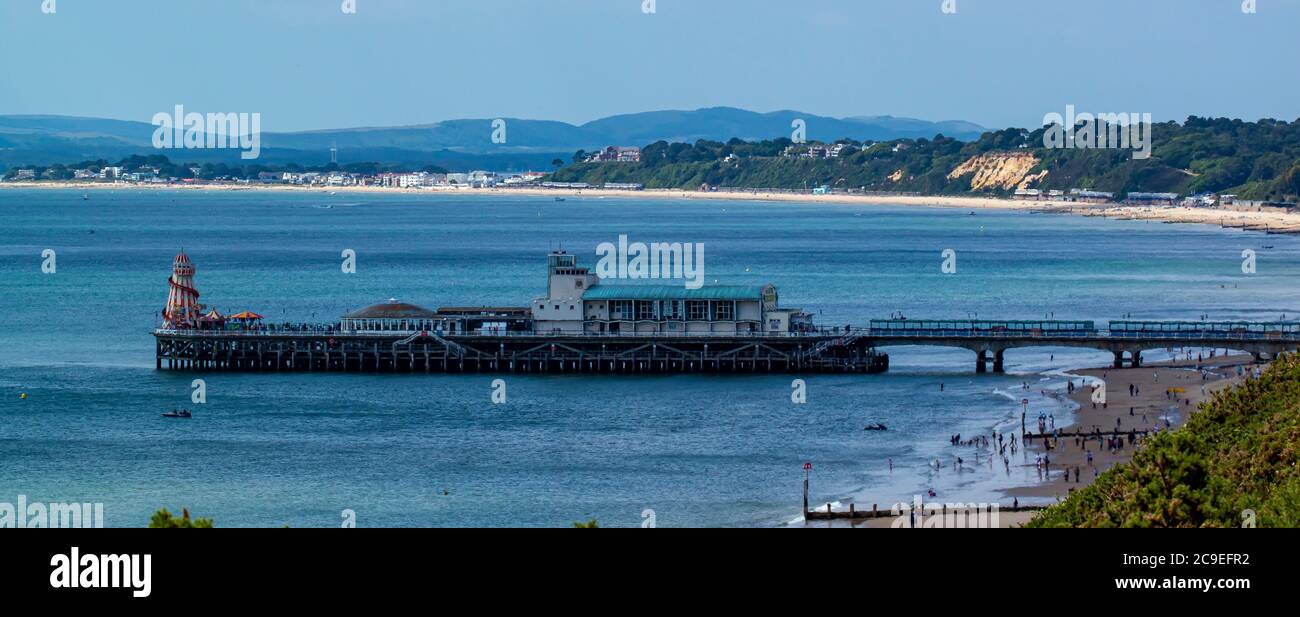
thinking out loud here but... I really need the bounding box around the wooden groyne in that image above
[803,502,1044,522]
[1021,429,1152,440]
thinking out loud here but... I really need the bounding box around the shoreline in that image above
[817,353,1257,529]
[4,181,1300,235]
[1006,354,1255,502]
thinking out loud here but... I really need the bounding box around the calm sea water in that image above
[2,188,1298,527]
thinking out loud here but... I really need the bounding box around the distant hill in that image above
[0,108,985,170]
[579,107,986,145]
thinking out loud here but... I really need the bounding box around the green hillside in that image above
[551,117,1300,201]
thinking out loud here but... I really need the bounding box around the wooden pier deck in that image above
[153,330,890,375]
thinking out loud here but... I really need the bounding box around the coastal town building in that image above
[1125,192,1180,206]
[1068,188,1115,203]
[587,146,641,163]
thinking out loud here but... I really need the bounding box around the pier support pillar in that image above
[1131,351,1142,368]
[1113,352,1124,369]
[993,349,1005,374]
[975,350,988,374]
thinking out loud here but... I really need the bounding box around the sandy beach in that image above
[832,353,1258,529]
[5,180,1300,235]
[1007,354,1256,502]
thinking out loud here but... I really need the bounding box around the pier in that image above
[154,330,889,374]
[151,251,1300,376]
[154,320,1300,375]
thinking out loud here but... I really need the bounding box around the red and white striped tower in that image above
[163,251,201,327]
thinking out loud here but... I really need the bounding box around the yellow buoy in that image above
[20,393,27,400]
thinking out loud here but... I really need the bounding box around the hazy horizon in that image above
[1,0,1297,132]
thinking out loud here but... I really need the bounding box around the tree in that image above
[149,508,214,528]
[572,519,599,528]
[551,158,565,172]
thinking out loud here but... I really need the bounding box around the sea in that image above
[2,188,1297,527]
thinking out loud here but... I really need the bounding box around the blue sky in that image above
[1,0,1297,131]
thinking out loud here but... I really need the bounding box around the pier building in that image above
[531,251,812,336]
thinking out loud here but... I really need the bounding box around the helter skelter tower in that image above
[162,251,201,327]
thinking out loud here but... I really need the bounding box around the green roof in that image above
[582,284,767,301]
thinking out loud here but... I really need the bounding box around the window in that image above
[611,300,634,320]
[687,301,709,320]
[636,301,656,320]
[714,302,734,320]
[663,300,682,319]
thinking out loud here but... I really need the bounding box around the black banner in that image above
[0,530,1284,603]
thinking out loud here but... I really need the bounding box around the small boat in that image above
[82,193,90,201]
[162,409,193,419]
[863,423,888,432]
[554,197,566,202]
